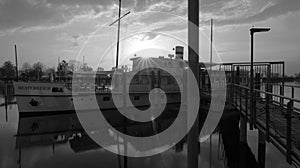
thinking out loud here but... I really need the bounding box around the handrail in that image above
[231,83,300,103]
[255,83,300,89]
[221,61,284,66]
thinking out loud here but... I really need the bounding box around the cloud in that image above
[0,0,300,34]
[206,0,300,26]
[0,0,115,32]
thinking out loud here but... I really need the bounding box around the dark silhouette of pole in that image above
[15,44,18,81]
[249,27,270,129]
[109,1,130,71]
[188,0,199,167]
[109,2,130,168]
[210,19,213,72]
[5,84,8,122]
[250,31,254,129]
[115,0,122,70]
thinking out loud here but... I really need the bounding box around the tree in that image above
[20,62,32,81]
[32,62,45,81]
[0,61,16,80]
[22,62,31,72]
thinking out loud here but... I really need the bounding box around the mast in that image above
[115,0,122,70]
[110,1,130,70]
[15,44,19,81]
[210,19,213,72]
[109,2,131,168]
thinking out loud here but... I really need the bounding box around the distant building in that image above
[97,67,105,72]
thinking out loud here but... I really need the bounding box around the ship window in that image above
[132,77,139,84]
[167,77,172,84]
[103,96,110,101]
[134,96,140,101]
[52,87,63,92]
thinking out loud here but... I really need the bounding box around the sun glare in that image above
[125,35,158,57]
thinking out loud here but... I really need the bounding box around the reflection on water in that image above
[0,97,225,168]
[1,82,300,167]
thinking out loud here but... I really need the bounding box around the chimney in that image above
[175,46,184,60]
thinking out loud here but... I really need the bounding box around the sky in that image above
[0,0,300,75]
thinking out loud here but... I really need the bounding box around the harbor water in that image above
[0,82,299,168]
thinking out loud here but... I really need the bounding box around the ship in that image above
[13,47,186,116]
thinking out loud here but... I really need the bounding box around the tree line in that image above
[0,60,94,82]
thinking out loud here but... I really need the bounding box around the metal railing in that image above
[230,83,300,166]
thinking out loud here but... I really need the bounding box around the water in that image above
[1,82,299,168]
[0,98,225,168]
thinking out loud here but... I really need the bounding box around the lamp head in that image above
[250,27,271,35]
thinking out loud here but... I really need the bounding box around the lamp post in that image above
[249,27,270,129]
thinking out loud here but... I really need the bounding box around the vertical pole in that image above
[14,44,19,81]
[245,89,248,118]
[266,65,271,142]
[210,19,213,72]
[58,57,60,82]
[280,85,284,107]
[188,0,199,167]
[258,130,266,168]
[250,31,254,130]
[5,84,8,122]
[286,100,292,164]
[231,65,235,102]
[115,0,122,70]
[281,62,285,106]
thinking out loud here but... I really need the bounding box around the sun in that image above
[123,34,158,57]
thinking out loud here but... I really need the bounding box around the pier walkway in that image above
[213,61,300,167]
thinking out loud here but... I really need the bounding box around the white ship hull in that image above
[13,82,181,115]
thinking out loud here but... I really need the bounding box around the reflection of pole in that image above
[18,148,21,168]
[209,135,212,168]
[188,0,199,167]
[123,72,127,168]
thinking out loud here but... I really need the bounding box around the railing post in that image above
[286,100,293,164]
[236,67,240,107]
[252,73,260,129]
[280,85,284,108]
[266,65,271,141]
[231,65,235,103]
[240,86,242,111]
[245,89,248,118]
